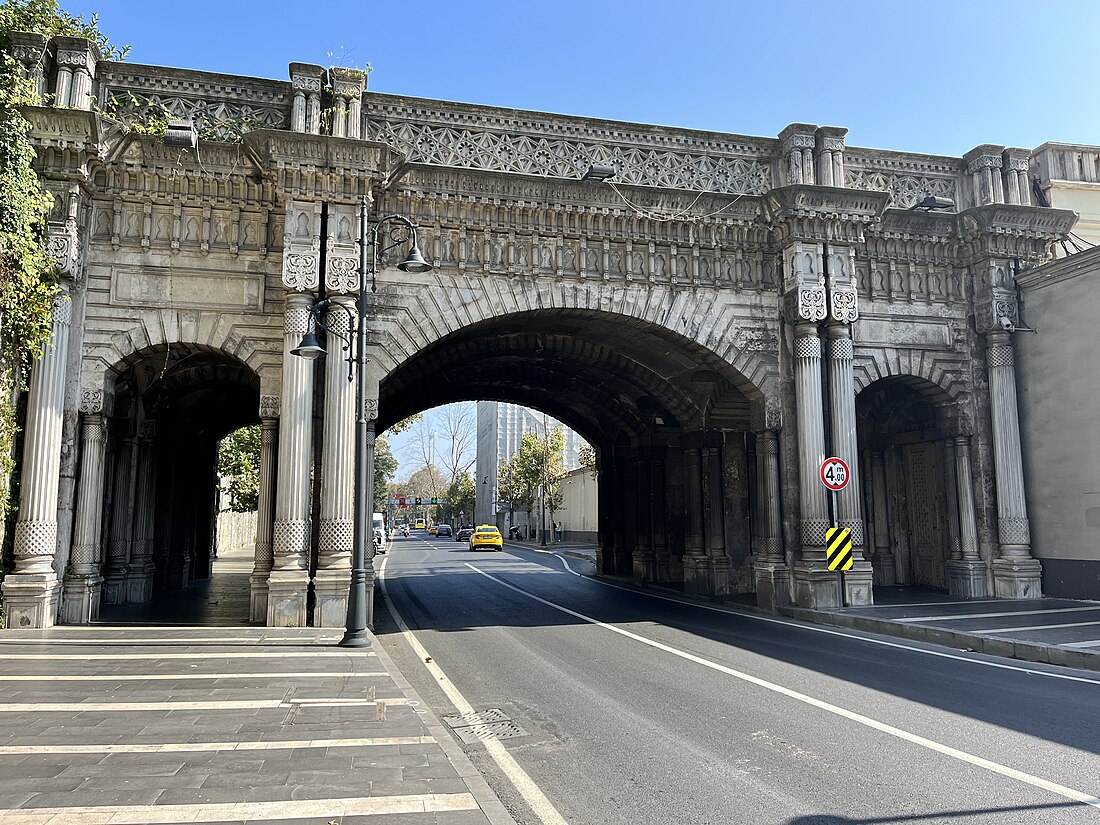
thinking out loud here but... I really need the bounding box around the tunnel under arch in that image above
[380,309,767,593]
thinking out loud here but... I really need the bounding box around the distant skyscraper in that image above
[474,402,586,525]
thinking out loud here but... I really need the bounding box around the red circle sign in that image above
[820,457,850,491]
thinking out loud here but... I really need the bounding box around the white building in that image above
[474,402,588,526]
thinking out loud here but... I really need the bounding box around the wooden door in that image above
[902,442,948,589]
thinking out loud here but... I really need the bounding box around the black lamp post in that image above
[292,196,431,648]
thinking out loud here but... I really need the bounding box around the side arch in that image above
[852,344,970,402]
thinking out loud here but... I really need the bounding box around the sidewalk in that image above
[0,547,515,825]
[504,540,1100,672]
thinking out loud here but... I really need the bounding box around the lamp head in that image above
[290,330,325,360]
[398,243,432,274]
[582,164,616,182]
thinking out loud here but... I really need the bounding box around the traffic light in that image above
[415,497,423,505]
[430,497,438,505]
[399,497,406,506]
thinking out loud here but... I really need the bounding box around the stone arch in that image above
[851,344,969,403]
[373,276,779,401]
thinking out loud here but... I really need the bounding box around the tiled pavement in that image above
[0,624,515,825]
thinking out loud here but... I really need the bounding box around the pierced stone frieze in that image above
[844,169,959,210]
[104,91,288,142]
[366,119,771,194]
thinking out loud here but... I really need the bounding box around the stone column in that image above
[682,444,709,595]
[289,64,324,135]
[315,298,355,626]
[650,449,670,583]
[53,37,99,110]
[702,442,730,595]
[124,421,157,603]
[103,420,135,604]
[868,451,896,585]
[61,412,107,624]
[826,325,872,605]
[943,439,961,562]
[753,428,789,610]
[2,295,71,628]
[267,293,316,626]
[791,323,837,607]
[250,402,279,623]
[986,331,1040,597]
[946,435,987,597]
[632,452,655,583]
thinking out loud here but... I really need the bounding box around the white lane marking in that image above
[466,562,1100,810]
[0,651,370,660]
[982,620,1100,634]
[0,793,478,824]
[899,606,1100,623]
[585,571,1100,685]
[0,671,386,681]
[1064,639,1100,649]
[380,555,568,825]
[0,698,405,712]
[0,736,433,755]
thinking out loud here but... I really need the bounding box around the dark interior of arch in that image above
[104,345,258,615]
[379,309,756,443]
[856,376,952,446]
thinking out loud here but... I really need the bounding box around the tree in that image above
[438,404,475,483]
[374,435,398,513]
[496,455,532,529]
[403,463,446,521]
[216,425,260,511]
[578,443,598,478]
[443,471,475,525]
[510,425,566,539]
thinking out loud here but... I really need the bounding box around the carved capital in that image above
[282,251,319,291]
[765,400,783,431]
[325,255,359,294]
[964,145,1004,174]
[829,286,858,323]
[259,395,281,419]
[79,388,103,414]
[798,288,827,322]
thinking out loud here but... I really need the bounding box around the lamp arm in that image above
[308,298,357,382]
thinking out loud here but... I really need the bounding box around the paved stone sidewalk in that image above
[0,625,515,825]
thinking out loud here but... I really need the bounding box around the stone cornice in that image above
[243,129,398,175]
[874,209,958,243]
[22,105,101,150]
[1016,245,1100,291]
[958,204,1078,243]
[764,186,889,244]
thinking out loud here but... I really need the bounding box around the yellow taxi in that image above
[469,524,503,551]
[428,524,438,535]
[415,520,426,530]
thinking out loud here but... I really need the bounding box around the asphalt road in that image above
[373,533,1100,825]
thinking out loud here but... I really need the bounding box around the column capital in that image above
[259,395,281,419]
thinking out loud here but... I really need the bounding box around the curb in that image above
[777,605,1100,673]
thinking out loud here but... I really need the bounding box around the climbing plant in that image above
[0,2,126,573]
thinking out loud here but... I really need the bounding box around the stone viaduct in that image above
[0,35,1078,628]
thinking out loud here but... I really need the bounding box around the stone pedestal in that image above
[792,564,841,609]
[754,562,790,612]
[61,575,103,625]
[124,561,155,604]
[842,563,874,606]
[682,553,711,596]
[164,552,190,591]
[993,557,1044,599]
[313,568,350,628]
[267,569,310,628]
[947,560,987,598]
[632,549,656,584]
[3,574,59,629]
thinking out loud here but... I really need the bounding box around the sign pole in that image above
[820,456,852,608]
[832,488,846,607]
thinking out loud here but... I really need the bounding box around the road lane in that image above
[376,534,1100,825]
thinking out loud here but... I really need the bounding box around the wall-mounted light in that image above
[581,164,616,182]
[164,119,198,149]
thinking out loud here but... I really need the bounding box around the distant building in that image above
[474,402,587,526]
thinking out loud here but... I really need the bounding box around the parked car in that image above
[469,525,503,551]
[373,512,387,554]
[435,524,452,538]
[456,525,474,542]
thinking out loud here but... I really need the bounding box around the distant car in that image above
[373,528,386,554]
[435,524,452,538]
[415,520,426,530]
[428,525,438,535]
[469,525,503,551]
[455,526,474,542]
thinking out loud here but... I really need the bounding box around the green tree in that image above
[496,455,531,528]
[373,435,398,513]
[443,471,475,525]
[216,425,260,511]
[510,426,566,538]
[578,443,598,478]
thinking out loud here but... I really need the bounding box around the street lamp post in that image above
[292,197,431,648]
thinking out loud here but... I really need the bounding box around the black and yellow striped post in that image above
[826,527,854,571]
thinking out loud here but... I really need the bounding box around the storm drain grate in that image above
[443,708,529,743]
[443,708,511,728]
[450,720,529,744]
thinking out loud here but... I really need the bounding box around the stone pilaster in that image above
[702,443,730,596]
[268,293,316,627]
[330,67,366,139]
[682,445,708,595]
[61,410,106,624]
[250,403,279,623]
[2,294,71,628]
[791,323,838,607]
[1002,148,1031,206]
[946,435,987,597]
[753,425,789,611]
[125,421,157,604]
[8,31,51,99]
[289,63,324,135]
[815,126,847,188]
[826,324,872,606]
[986,332,1041,598]
[632,453,656,583]
[779,123,817,186]
[964,145,1007,206]
[53,36,100,111]
[867,450,896,585]
[315,297,355,627]
[650,450,670,583]
[103,419,135,603]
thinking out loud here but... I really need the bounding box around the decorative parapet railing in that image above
[844,148,963,210]
[1032,142,1100,187]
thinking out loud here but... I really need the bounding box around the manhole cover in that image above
[443,708,511,728]
[451,721,529,744]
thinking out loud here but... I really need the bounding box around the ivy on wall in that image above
[0,2,126,576]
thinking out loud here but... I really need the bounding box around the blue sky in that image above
[70,0,1099,157]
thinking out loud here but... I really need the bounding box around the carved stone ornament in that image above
[282,252,319,291]
[326,256,359,294]
[291,74,323,93]
[138,420,156,440]
[55,49,92,70]
[795,335,822,359]
[797,288,827,322]
[79,389,103,414]
[830,286,859,324]
[52,293,72,325]
[284,305,312,337]
[259,395,281,419]
[829,336,854,360]
[363,398,379,422]
[14,520,58,558]
[765,400,783,431]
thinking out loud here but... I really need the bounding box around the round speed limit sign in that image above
[820,457,850,492]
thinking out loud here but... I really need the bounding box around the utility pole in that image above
[541,413,549,547]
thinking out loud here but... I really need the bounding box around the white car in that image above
[373,513,388,554]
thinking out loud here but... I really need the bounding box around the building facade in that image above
[0,34,1092,629]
